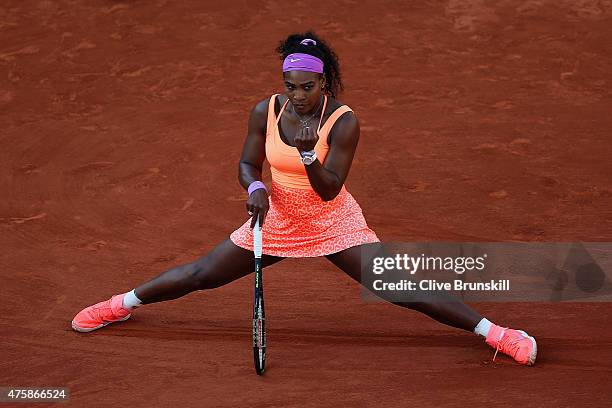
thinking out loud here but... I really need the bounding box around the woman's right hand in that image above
[247,189,269,229]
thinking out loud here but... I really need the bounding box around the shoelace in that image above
[92,299,123,318]
[91,302,112,316]
[492,328,522,362]
[492,328,505,362]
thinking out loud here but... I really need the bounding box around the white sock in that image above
[122,289,143,310]
[474,318,493,338]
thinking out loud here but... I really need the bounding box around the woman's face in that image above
[283,70,325,114]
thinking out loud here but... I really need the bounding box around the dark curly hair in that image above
[276,31,343,98]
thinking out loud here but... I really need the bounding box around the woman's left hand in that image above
[294,125,318,152]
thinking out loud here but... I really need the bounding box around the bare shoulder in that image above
[327,102,359,146]
[329,96,358,123]
[331,110,359,135]
[247,97,274,134]
[251,97,271,118]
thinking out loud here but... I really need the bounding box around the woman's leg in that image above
[324,243,481,331]
[324,242,537,365]
[72,239,284,331]
[135,238,284,304]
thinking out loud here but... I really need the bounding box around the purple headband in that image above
[282,39,324,73]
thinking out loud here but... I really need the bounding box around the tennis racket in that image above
[252,217,266,375]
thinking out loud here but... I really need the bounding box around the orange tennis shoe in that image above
[71,294,131,332]
[486,325,537,366]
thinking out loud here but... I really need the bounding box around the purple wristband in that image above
[248,181,267,195]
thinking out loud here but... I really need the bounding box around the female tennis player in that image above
[72,32,537,366]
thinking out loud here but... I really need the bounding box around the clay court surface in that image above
[2,1,612,406]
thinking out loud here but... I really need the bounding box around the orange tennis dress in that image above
[230,94,380,257]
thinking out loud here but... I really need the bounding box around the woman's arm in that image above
[296,113,360,201]
[239,99,268,188]
[238,98,270,227]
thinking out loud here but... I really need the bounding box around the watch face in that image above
[301,155,315,165]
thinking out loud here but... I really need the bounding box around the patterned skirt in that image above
[230,182,380,257]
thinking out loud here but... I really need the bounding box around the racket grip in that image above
[253,217,263,258]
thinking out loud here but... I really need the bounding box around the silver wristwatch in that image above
[299,150,317,166]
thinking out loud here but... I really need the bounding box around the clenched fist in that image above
[294,125,318,152]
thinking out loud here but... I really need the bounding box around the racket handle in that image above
[254,346,266,375]
[253,217,263,258]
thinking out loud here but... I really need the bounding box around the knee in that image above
[187,258,217,290]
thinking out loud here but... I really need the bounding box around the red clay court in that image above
[1,1,611,407]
